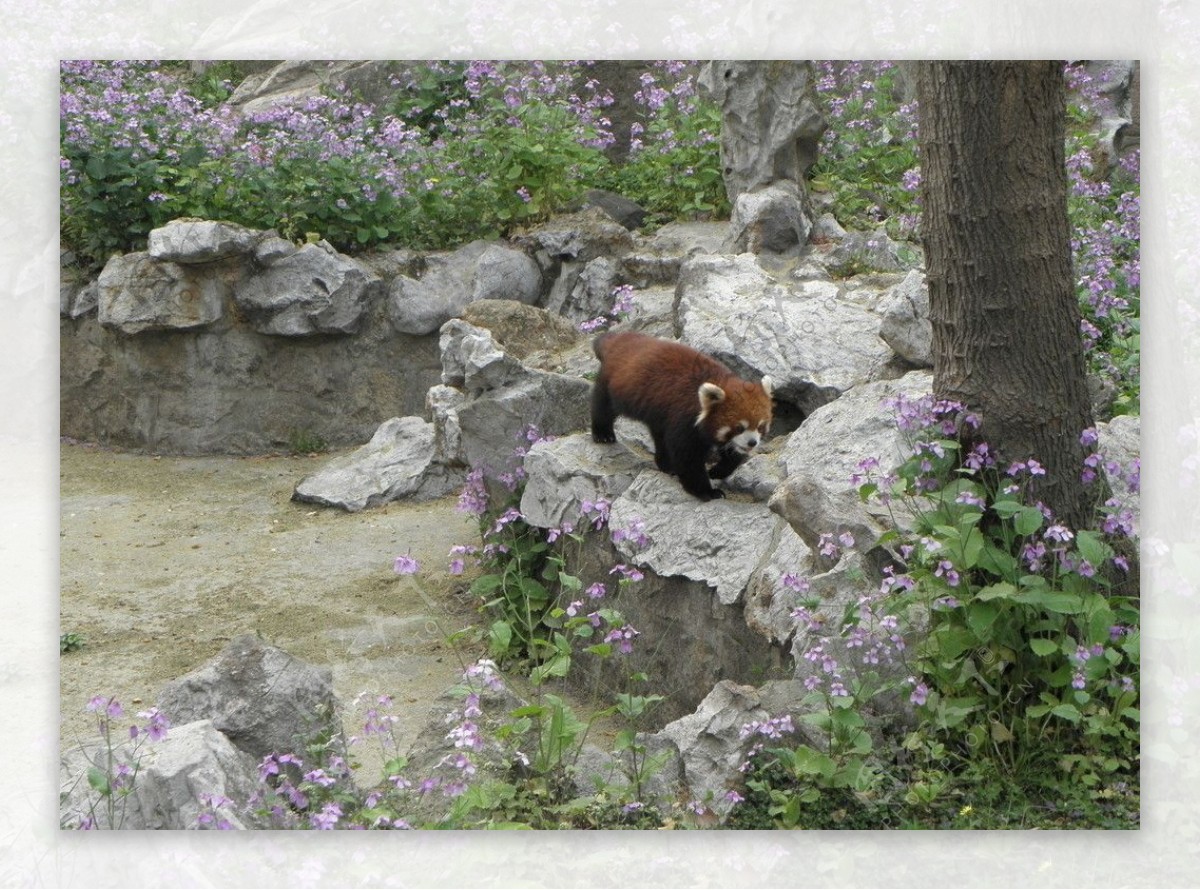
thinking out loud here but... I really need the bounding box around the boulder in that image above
[425,384,468,466]
[607,472,790,606]
[769,370,933,557]
[877,268,932,367]
[652,680,774,818]
[696,61,826,201]
[459,300,581,361]
[543,255,626,324]
[147,219,260,264]
[512,207,636,266]
[292,416,463,511]
[743,520,813,644]
[471,244,543,306]
[582,188,649,230]
[387,240,492,336]
[822,228,912,277]
[97,252,227,334]
[439,319,527,396]
[156,635,338,762]
[233,242,378,336]
[723,180,814,255]
[519,433,647,531]
[59,719,260,829]
[676,253,895,415]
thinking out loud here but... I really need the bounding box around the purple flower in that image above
[909,679,929,706]
[393,554,419,574]
[585,582,607,599]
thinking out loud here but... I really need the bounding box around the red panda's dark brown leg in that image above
[708,448,747,480]
[671,438,723,500]
[591,377,617,443]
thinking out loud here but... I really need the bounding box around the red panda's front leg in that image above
[669,435,724,500]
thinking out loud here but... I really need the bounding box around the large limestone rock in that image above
[769,370,933,557]
[607,472,790,606]
[386,241,492,336]
[723,180,814,255]
[519,433,646,530]
[147,219,261,264]
[437,319,592,475]
[877,269,932,367]
[97,252,227,334]
[676,253,896,415]
[156,635,338,763]
[697,61,826,202]
[59,719,260,829]
[233,242,378,336]
[292,416,462,511]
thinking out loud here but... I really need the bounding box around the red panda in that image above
[591,330,774,500]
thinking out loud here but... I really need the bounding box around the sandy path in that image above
[59,442,487,781]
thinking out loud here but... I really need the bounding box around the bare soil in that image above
[59,441,488,780]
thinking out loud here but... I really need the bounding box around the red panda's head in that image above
[696,376,774,455]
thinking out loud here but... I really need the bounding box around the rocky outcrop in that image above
[769,370,933,559]
[675,253,897,415]
[292,416,463,511]
[156,634,339,763]
[98,252,228,334]
[60,719,261,830]
[697,61,826,201]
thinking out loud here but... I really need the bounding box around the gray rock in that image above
[233,242,378,336]
[743,520,813,644]
[59,719,260,829]
[439,319,526,395]
[64,280,99,319]
[653,680,773,818]
[544,255,626,324]
[722,440,787,502]
[877,269,932,367]
[519,433,647,531]
[582,188,649,230]
[254,234,298,266]
[769,370,933,556]
[459,300,581,362]
[292,416,462,511]
[676,253,895,415]
[156,635,338,763]
[513,207,636,265]
[426,384,468,466]
[387,240,491,335]
[472,244,543,305]
[98,252,226,334]
[823,228,912,276]
[607,472,790,605]
[723,180,814,255]
[1099,413,1140,534]
[147,219,260,264]
[697,61,826,202]
[456,370,592,476]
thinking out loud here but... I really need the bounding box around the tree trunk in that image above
[916,61,1096,530]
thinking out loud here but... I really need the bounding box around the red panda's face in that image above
[697,376,774,455]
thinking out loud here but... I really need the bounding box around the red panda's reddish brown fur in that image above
[591,331,773,500]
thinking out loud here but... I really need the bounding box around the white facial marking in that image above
[729,420,764,454]
[761,375,774,397]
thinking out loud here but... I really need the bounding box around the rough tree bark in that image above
[916,60,1096,531]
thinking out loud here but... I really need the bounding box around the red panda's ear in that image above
[761,375,774,397]
[697,382,725,422]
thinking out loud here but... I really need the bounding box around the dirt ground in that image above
[59,441,489,782]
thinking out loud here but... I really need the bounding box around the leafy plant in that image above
[60,632,85,653]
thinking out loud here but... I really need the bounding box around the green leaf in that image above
[975,582,1017,602]
[488,620,513,654]
[1015,506,1045,537]
[87,766,111,796]
[1050,703,1083,723]
[1075,529,1114,569]
[1030,638,1059,657]
[1012,589,1085,614]
[966,601,1000,641]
